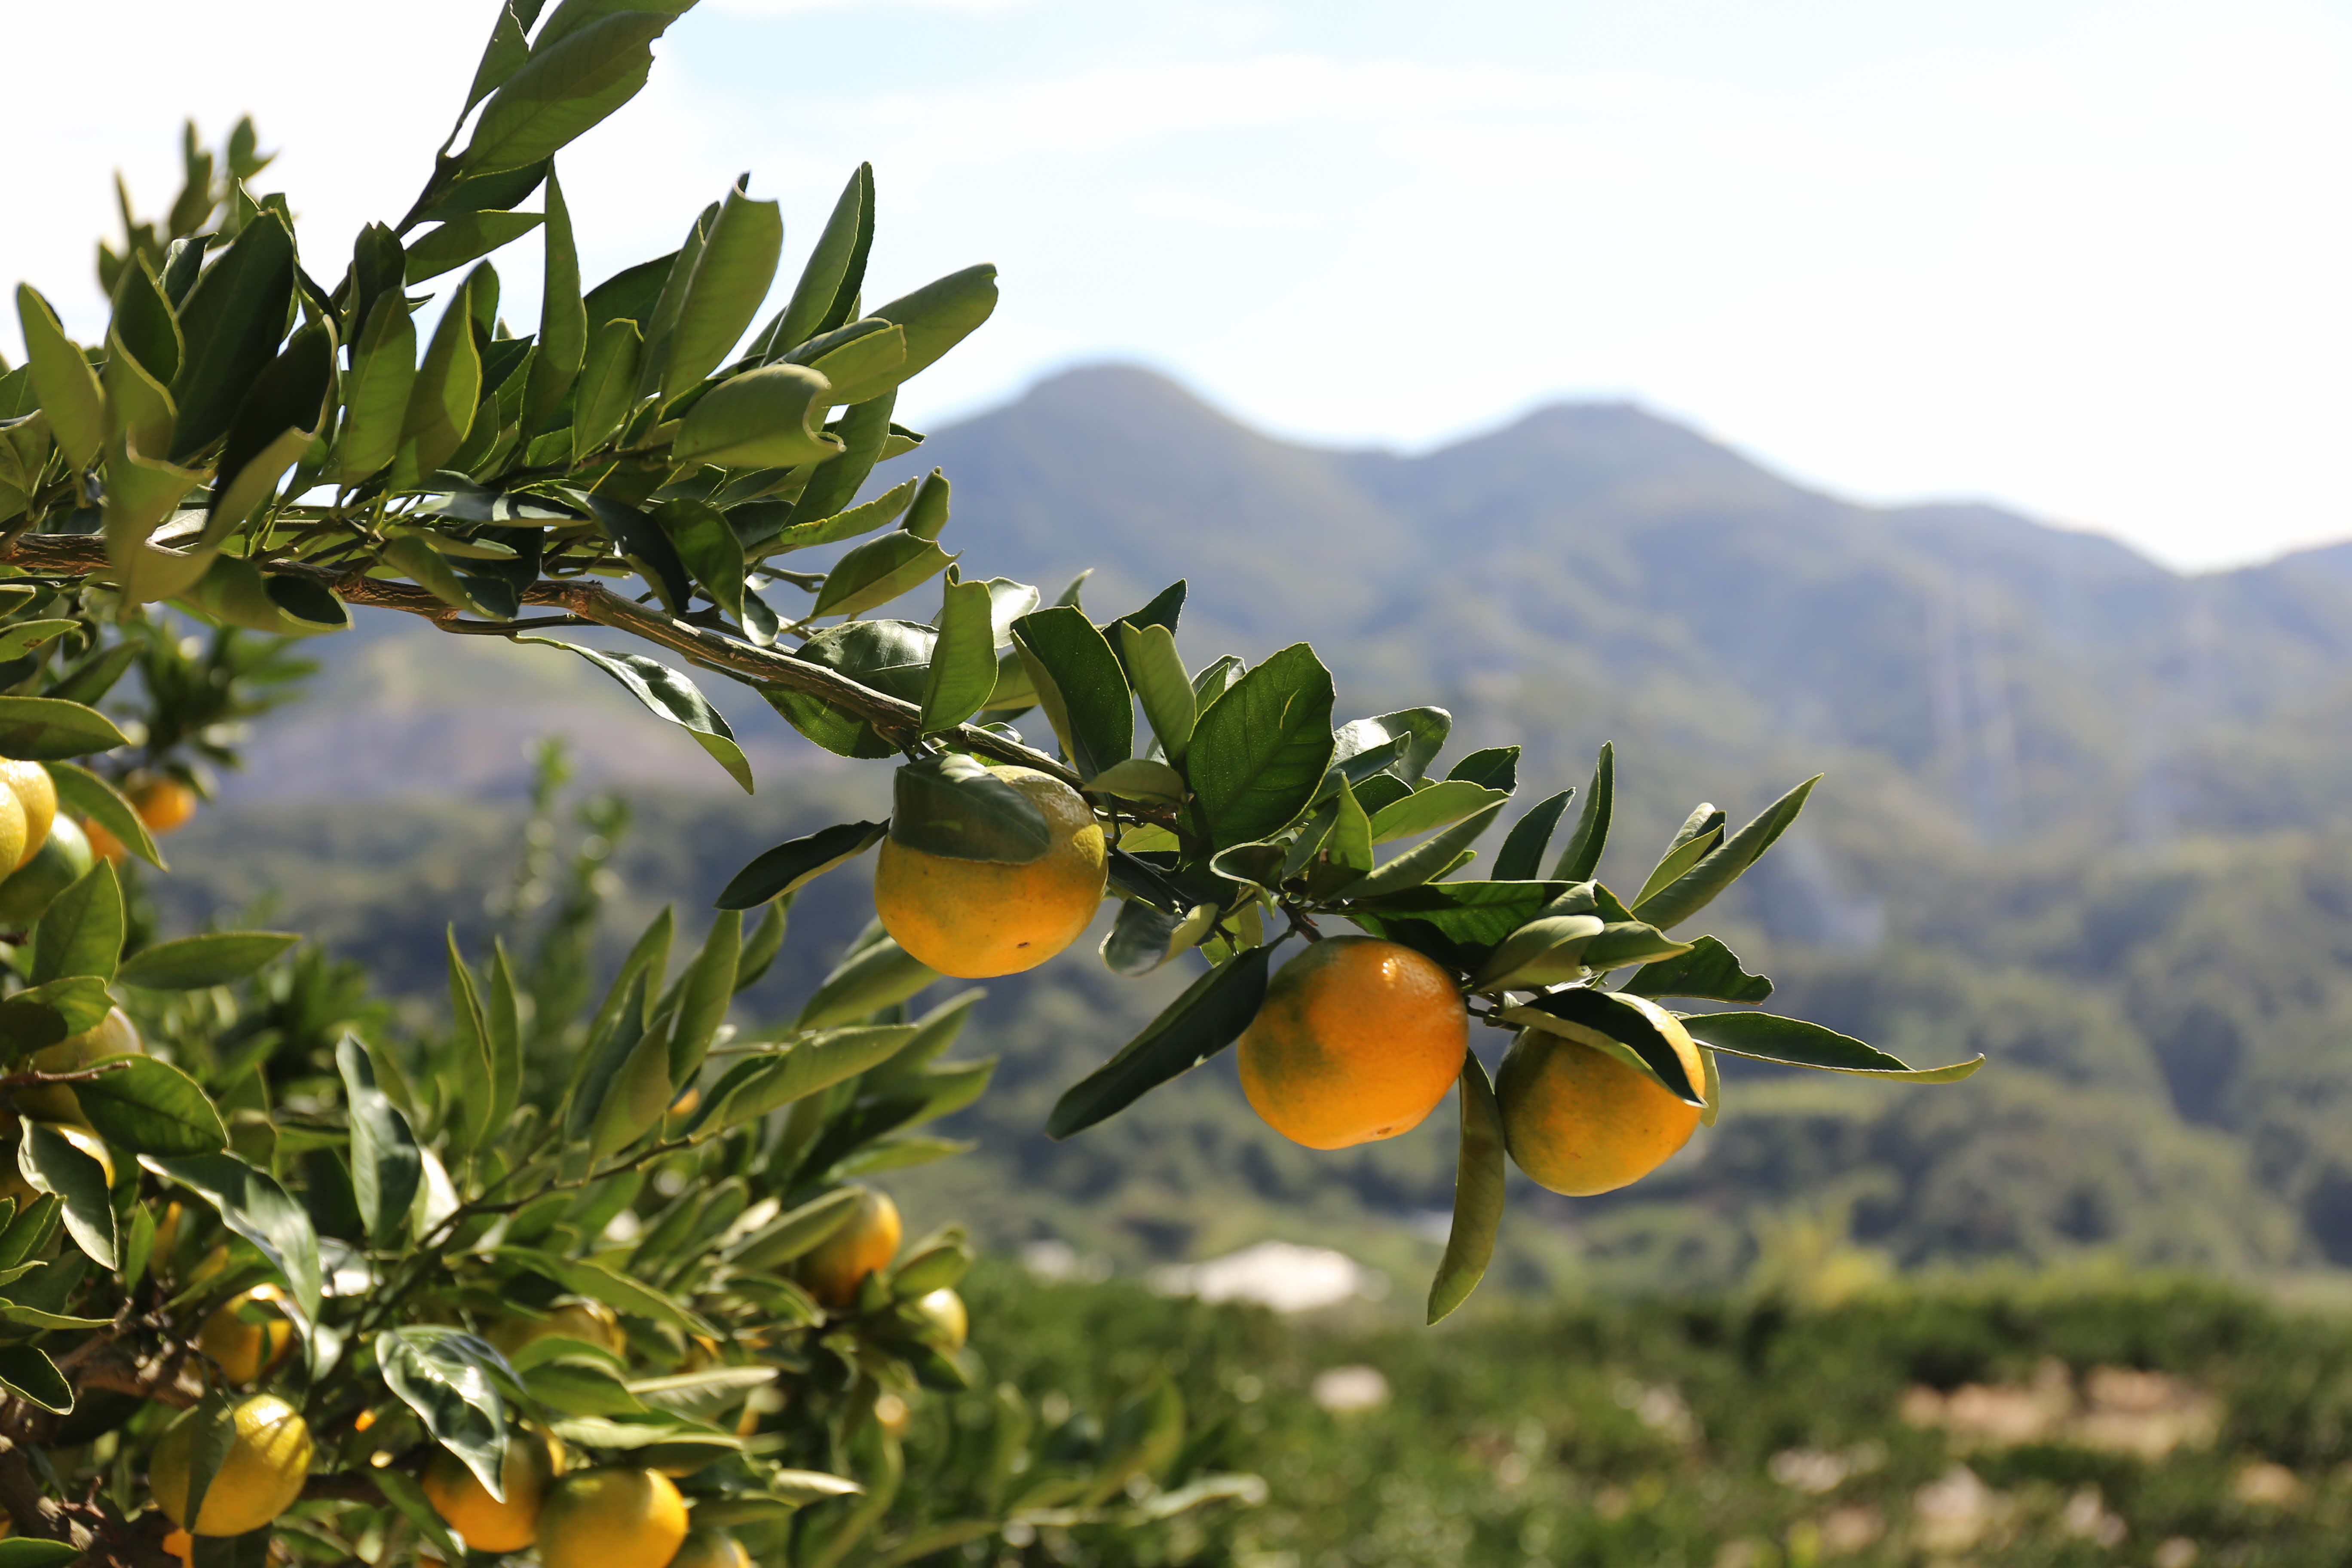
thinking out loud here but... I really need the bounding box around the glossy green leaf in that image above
[0,977,113,1050]
[1446,746,1519,793]
[814,531,956,620]
[579,492,690,611]
[1577,921,1693,972]
[18,1123,114,1268]
[727,1187,863,1273]
[463,2,533,112]
[796,935,937,1031]
[377,1327,510,1501]
[717,821,887,910]
[1011,607,1132,778]
[1427,1051,1502,1325]
[1508,987,1703,1105]
[1634,776,1820,931]
[498,1246,715,1336]
[1084,758,1187,805]
[523,165,585,432]
[673,363,839,469]
[1120,622,1195,763]
[1677,1011,1984,1082]
[383,535,490,616]
[0,1356,73,1423]
[791,320,906,407]
[407,211,543,284]
[1492,789,1572,882]
[1048,945,1272,1139]
[1346,798,1506,899]
[871,263,998,383]
[766,619,932,760]
[1552,743,1614,882]
[168,211,294,461]
[1368,780,1507,845]
[71,1058,225,1157]
[31,861,121,985]
[696,1025,916,1135]
[116,931,297,989]
[658,497,745,625]
[1184,643,1334,850]
[1633,803,1726,910]
[1624,935,1773,1004]
[459,12,672,174]
[14,286,103,468]
[1333,707,1450,783]
[398,264,487,481]
[667,910,739,1087]
[338,291,419,484]
[889,753,1050,863]
[902,467,950,542]
[338,1035,422,1241]
[665,177,783,402]
[756,163,871,358]
[1100,897,1216,977]
[570,316,642,458]
[1465,912,1604,991]
[760,474,917,557]
[210,324,333,536]
[516,637,752,793]
[920,576,996,734]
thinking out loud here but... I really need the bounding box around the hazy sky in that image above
[12,0,2352,571]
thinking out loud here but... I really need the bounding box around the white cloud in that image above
[1387,123,1654,187]
[1702,123,1937,186]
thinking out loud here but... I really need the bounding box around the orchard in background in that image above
[0,0,1978,1560]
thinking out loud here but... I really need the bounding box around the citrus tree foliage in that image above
[0,0,1981,1557]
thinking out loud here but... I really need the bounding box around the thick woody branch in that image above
[1,534,1087,789]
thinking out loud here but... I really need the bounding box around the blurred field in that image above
[937,1268,2352,1566]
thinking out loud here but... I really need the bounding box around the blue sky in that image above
[14,0,2352,569]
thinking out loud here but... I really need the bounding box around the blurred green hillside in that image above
[157,366,2352,1289]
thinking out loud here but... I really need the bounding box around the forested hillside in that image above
[160,367,2352,1289]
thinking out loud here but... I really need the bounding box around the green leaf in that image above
[71,1058,225,1157]
[1427,1052,1501,1325]
[0,622,75,663]
[1577,922,1693,972]
[756,475,919,558]
[407,211,544,284]
[516,638,752,793]
[1676,1011,1984,1082]
[727,1187,862,1272]
[1099,898,1217,977]
[337,1035,421,1241]
[570,317,642,458]
[117,931,297,989]
[14,286,104,469]
[871,264,998,383]
[383,535,490,616]
[1009,607,1132,778]
[920,576,996,734]
[524,166,585,432]
[1120,622,1195,763]
[815,531,956,620]
[46,765,162,870]
[717,821,887,910]
[1446,746,1519,793]
[144,1153,322,1324]
[1465,913,1605,991]
[377,1327,510,1500]
[902,467,950,542]
[783,385,899,527]
[766,618,931,759]
[668,910,739,1086]
[756,163,871,357]
[1633,777,1820,931]
[19,1124,115,1268]
[31,861,122,984]
[462,2,533,112]
[0,698,130,760]
[1333,707,1450,782]
[168,212,295,461]
[209,323,334,536]
[0,978,113,1051]
[792,321,906,407]
[1367,780,1508,845]
[459,11,672,174]
[398,264,491,483]
[1048,946,1272,1138]
[674,363,839,468]
[373,1465,468,1567]
[1340,880,1565,974]
[338,291,418,485]
[1553,743,1614,882]
[1185,643,1334,851]
[1633,804,1726,910]
[889,753,1050,863]
[1623,935,1773,1004]
[665,177,783,402]
[695,1026,915,1135]
[1492,790,1572,882]
[797,937,936,1031]
[658,497,746,626]
[0,1352,73,1421]
[580,493,691,612]
[1345,798,1507,899]
[1508,988,1702,1105]
[1084,758,1187,805]
[497,1247,715,1336]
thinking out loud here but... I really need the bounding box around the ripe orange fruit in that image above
[149,1392,312,1536]
[422,1426,565,1553]
[1237,937,1467,1150]
[197,1283,298,1386]
[0,761,55,868]
[535,1468,688,1568]
[162,1528,193,1565]
[130,775,198,835]
[873,766,1106,977]
[800,1187,901,1306]
[1496,998,1705,1196]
